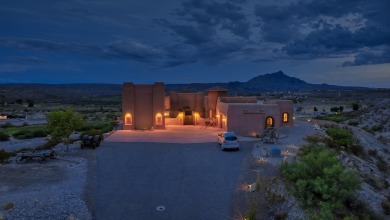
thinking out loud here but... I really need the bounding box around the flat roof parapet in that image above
[219,96,257,103]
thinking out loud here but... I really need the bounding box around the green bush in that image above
[325,127,354,150]
[0,132,10,141]
[12,129,48,139]
[281,145,360,218]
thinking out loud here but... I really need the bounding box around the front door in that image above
[184,110,194,125]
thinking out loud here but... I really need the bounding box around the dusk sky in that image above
[1,0,389,87]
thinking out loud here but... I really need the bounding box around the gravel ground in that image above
[1,137,48,152]
[0,143,92,220]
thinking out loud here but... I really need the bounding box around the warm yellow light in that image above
[125,113,132,125]
[155,113,163,125]
[178,112,184,118]
[164,111,169,116]
[216,114,220,118]
[222,118,226,121]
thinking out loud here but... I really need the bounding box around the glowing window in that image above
[125,113,132,125]
[266,116,273,127]
[156,113,163,125]
[283,112,289,123]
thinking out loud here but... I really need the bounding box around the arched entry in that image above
[282,112,289,123]
[183,106,194,125]
[265,116,274,127]
[125,113,132,125]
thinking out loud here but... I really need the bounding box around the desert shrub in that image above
[21,122,29,127]
[0,122,13,129]
[304,133,330,143]
[3,202,14,210]
[349,144,366,157]
[281,144,360,218]
[382,198,390,215]
[316,114,346,123]
[296,106,303,112]
[12,130,30,139]
[367,149,378,157]
[364,173,388,191]
[31,129,48,137]
[325,127,353,148]
[352,103,360,111]
[376,158,388,172]
[12,129,48,139]
[0,149,12,163]
[348,120,359,126]
[0,132,10,141]
[369,125,384,133]
[344,195,381,219]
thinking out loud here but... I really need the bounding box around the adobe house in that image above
[122,82,294,136]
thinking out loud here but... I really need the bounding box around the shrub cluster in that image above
[281,144,360,219]
[315,114,346,123]
[79,121,117,134]
[12,129,48,139]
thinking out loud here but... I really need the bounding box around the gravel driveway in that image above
[90,141,253,220]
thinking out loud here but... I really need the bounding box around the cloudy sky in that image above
[1,0,389,87]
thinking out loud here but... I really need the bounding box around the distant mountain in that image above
[166,71,363,94]
[0,71,366,102]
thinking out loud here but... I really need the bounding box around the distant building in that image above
[122,82,294,136]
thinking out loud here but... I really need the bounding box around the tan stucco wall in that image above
[216,98,293,136]
[122,82,165,130]
[168,92,205,117]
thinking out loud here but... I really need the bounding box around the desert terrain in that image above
[0,88,389,219]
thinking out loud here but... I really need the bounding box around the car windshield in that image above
[225,136,237,141]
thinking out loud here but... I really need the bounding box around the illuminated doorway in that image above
[282,112,289,123]
[265,116,274,127]
[125,113,132,125]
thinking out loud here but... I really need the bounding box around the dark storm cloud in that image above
[254,0,390,65]
[176,0,251,39]
[0,38,163,64]
[155,0,251,66]
[342,47,390,66]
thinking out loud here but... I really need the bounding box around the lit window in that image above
[283,112,289,123]
[156,113,163,125]
[125,113,132,125]
[266,116,273,127]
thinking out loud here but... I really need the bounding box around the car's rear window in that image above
[225,136,237,141]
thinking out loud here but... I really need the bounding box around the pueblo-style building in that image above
[122,82,293,136]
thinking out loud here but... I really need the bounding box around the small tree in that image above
[352,103,359,111]
[281,145,360,218]
[47,108,83,152]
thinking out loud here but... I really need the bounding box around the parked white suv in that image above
[217,132,239,150]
